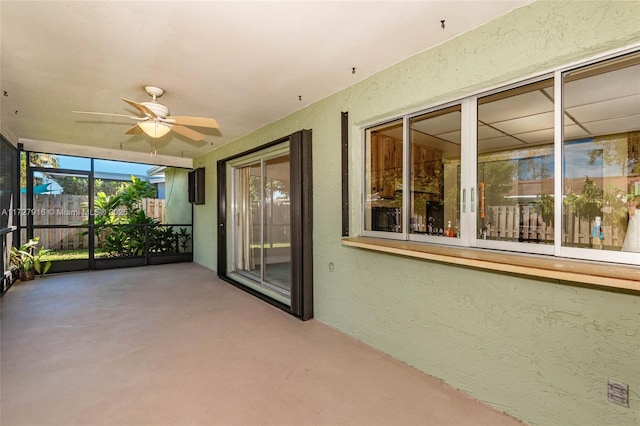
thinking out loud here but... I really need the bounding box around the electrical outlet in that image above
[608,379,629,407]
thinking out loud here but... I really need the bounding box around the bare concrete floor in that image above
[1,263,521,426]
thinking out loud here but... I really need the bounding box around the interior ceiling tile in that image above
[564,64,640,108]
[489,111,554,136]
[478,125,505,140]
[564,124,591,141]
[478,91,553,124]
[411,133,460,157]
[580,114,640,138]
[565,93,640,124]
[478,135,524,153]
[511,128,554,144]
[412,112,461,136]
[433,130,462,145]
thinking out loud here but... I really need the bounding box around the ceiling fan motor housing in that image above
[142,101,169,118]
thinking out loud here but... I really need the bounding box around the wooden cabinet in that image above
[370,133,403,199]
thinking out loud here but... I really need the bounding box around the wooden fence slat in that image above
[20,194,166,250]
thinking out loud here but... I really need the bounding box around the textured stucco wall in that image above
[194,1,640,425]
[163,168,191,225]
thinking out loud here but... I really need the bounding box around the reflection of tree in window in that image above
[22,152,59,187]
[478,158,518,218]
[249,176,289,202]
[586,132,640,176]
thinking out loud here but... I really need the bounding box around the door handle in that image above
[462,188,466,213]
[471,187,475,213]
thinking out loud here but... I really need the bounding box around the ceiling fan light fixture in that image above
[138,120,172,138]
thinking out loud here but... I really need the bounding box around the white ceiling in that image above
[0,0,534,166]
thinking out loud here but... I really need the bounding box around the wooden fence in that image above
[21,194,165,250]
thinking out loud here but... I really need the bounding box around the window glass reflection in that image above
[478,79,555,244]
[562,52,640,251]
[410,106,461,237]
[365,120,404,233]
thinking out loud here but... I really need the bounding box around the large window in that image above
[561,52,640,263]
[18,152,193,273]
[362,49,640,265]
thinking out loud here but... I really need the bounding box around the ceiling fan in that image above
[73,86,219,141]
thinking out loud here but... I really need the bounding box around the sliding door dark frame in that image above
[217,130,313,320]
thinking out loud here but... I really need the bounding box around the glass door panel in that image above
[263,155,291,292]
[231,153,292,303]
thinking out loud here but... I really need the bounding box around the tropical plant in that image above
[119,175,156,211]
[149,226,178,254]
[539,193,555,228]
[10,237,52,279]
[178,227,192,253]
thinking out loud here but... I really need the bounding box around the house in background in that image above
[147,166,166,200]
[1,1,639,425]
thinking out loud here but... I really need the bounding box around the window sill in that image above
[342,237,640,293]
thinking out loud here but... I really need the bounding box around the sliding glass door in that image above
[218,131,313,320]
[230,147,292,304]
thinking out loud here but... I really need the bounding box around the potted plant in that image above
[10,238,52,281]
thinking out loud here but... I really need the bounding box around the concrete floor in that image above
[1,263,522,426]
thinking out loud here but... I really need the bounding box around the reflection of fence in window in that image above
[563,205,626,249]
[251,201,291,247]
[485,203,629,248]
[485,204,553,243]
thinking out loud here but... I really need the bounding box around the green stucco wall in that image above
[194,1,640,425]
[163,168,191,225]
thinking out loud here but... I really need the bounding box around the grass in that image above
[42,249,112,261]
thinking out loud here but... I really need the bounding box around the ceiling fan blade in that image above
[72,111,142,120]
[124,124,143,135]
[171,124,206,141]
[121,98,156,118]
[169,116,219,129]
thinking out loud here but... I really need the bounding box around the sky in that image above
[56,155,156,176]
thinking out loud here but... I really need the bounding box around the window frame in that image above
[360,45,640,266]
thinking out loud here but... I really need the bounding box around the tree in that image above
[20,152,59,187]
[56,177,126,196]
[86,176,164,257]
[587,133,639,176]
